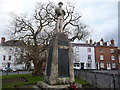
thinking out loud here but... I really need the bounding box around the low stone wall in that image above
[74,69,120,89]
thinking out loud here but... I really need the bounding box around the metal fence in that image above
[74,69,120,89]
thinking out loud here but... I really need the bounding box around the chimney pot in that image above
[100,38,104,42]
[111,39,114,45]
[1,37,5,44]
[86,40,88,44]
[90,39,93,45]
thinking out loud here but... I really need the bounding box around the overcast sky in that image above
[0,0,119,45]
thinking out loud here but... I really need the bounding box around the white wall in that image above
[73,45,96,69]
[0,46,25,70]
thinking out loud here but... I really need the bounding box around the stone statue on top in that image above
[55,2,65,33]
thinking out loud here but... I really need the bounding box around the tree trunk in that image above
[32,57,46,76]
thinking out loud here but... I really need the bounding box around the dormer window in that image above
[100,41,103,45]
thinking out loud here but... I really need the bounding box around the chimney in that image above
[100,38,104,42]
[90,39,93,45]
[111,39,114,45]
[100,38,104,45]
[86,40,88,44]
[1,37,5,44]
[93,41,96,45]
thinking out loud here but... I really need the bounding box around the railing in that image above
[1,70,32,76]
[74,69,120,90]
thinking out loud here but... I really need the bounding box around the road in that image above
[0,71,32,76]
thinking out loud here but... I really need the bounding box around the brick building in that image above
[95,39,119,70]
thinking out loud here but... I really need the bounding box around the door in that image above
[107,63,111,70]
[81,63,84,70]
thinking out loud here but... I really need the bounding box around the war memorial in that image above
[37,2,75,89]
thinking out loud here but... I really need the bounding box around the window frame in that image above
[8,55,12,61]
[110,49,114,53]
[100,63,104,68]
[112,63,116,68]
[111,55,115,61]
[3,55,6,61]
[99,48,104,53]
[100,55,104,60]
[87,48,91,53]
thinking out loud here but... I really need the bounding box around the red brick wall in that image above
[95,46,118,70]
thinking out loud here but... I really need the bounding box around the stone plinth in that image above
[38,81,70,89]
[45,33,74,85]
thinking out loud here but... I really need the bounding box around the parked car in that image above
[2,67,17,72]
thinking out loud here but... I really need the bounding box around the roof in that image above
[0,40,26,46]
[71,43,118,48]
[71,43,94,47]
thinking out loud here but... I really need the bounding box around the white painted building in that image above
[0,37,26,70]
[72,43,96,69]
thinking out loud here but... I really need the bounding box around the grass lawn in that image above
[75,78,89,85]
[1,74,31,79]
[2,74,89,89]
[2,74,44,88]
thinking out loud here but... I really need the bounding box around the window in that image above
[8,56,11,61]
[74,63,79,67]
[88,48,91,53]
[100,63,104,68]
[88,55,91,60]
[3,55,6,60]
[88,55,92,62]
[111,55,115,61]
[100,55,104,60]
[110,49,114,53]
[87,63,91,67]
[100,41,103,45]
[75,47,79,52]
[75,54,79,62]
[112,63,116,68]
[99,49,104,53]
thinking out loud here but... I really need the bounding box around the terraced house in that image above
[95,39,119,70]
[72,40,96,70]
[0,37,26,70]
[72,38,119,70]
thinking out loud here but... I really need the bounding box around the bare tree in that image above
[9,2,90,76]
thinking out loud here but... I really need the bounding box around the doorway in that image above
[81,63,84,70]
[107,63,111,70]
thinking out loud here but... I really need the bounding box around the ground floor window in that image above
[86,63,91,67]
[112,63,116,68]
[74,63,80,67]
[100,63,104,68]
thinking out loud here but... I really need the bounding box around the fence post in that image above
[85,70,87,81]
[112,74,116,90]
[95,72,97,87]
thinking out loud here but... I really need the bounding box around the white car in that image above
[2,67,17,72]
